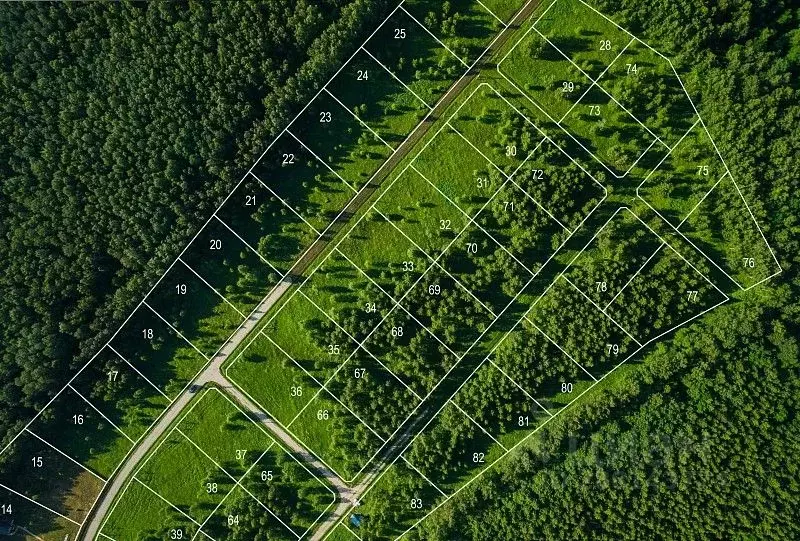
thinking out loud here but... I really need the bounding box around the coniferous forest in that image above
[0,0,390,442]
[0,0,798,539]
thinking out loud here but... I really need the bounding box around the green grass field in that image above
[328,522,360,540]
[639,123,725,227]
[328,49,430,148]
[534,0,632,79]
[298,251,394,342]
[199,484,295,540]
[146,260,244,357]
[0,431,104,524]
[294,91,393,190]
[365,9,464,107]
[412,124,500,216]
[110,304,208,398]
[261,292,358,383]
[135,430,233,525]
[0,488,81,541]
[499,30,594,122]
[99,478,201,540]
[452,361,549,448]
[71,348,170,443]
[337,209,431,299]
[251,132,356,232]
[403,401,505,493]
[528,276,635,375]
[404,0,501,65]
[449,84,546,174]
[376,167,469,258]
[287,389,383,481]
[26,388,132,479]
[176,389,274,478]
[563,209,664,306]
[597,38,697,147]
[355,457,445,538]
[215,174,318,275]
[181,218,274,315]
[226,332,322,426]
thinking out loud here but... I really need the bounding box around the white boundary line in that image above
[397,6,470,68]
[178,258,247,319]
[24,429,107,483]
[358,46,433,110]
[323,87,396,151]
[212,214,283,275]
[399,455,448,498]
[484,358,553,416]
[132,477,213,537]
[475,0,509,28]
[448,399,508,452]
[142,301,212,361]
[67,384,136,445]
[603,243,665,310]
[106,344,172,401]
[0,481,82,527]
[285,129,361,194]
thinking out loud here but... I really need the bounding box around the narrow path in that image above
[81,2,541,538]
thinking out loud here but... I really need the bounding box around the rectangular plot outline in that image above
[634,119,782,292]
[496,0,668,179]
[2,0,525,535]
[101,387,333,541]
[225,112,596,485]
[348,237,728,540]
[179,214,289,310]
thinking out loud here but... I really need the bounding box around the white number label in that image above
[72,414,84,425]
[328,344,341,355]
[626,63,639,74]
[589,105,601,116]
[391,326,404,337]
[506,145,517,157]
[282,153,295,165]
[596,281,607,292]
[606,344,620,355]
[394,28,406,39]
[31,456,43,468]
[472,452,485,463]
[428,284,441,295]
[108,370,119,382]
[354,368,366,379]
[687,290,699,302]
[317,409,329,421]
[143,328,154,339]
[236,450,247,460]
[697,165,709,176]
[169,529,183,540]
[562,382,573,393]
[290,386,303,397]
[175,284,187,295]
[319,111,332,123]
[402,261,415,272]
[562,81,575,93]
[228,515,240,526]
[466,243,478,254]
[261,470,273,482]
[440,219,451,230]
[365,302,377,313]
[206,482,218,494]
[357,69,369,81]
[477,177,490,189]
[600,40,612,50]
[743,257,755,268]
[518,416,529,427]
[209,239,222,250]
[530,169,544,180]
[245,194,256,206]
[410,498,423,509]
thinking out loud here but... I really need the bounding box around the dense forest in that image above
[411,0,800,538]
[0,0,391,445]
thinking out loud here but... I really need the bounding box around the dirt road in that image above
[80,1,539,538]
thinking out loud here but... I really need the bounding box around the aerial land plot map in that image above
[0,1,797,540]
